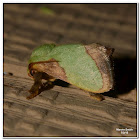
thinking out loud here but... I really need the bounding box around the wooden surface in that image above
[4,4,137,137]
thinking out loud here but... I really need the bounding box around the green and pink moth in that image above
[27,43,114,101]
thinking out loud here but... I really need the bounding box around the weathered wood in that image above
[4,4,137,137]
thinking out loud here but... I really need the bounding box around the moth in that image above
[27,43,114,101]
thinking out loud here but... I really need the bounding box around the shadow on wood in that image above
[104,58,137,98]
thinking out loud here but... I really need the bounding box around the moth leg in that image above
[41,79,55,91]
[89,92,105,101]
[27,72,56,99]
[41,73,56,89]
[27,72,43,99]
